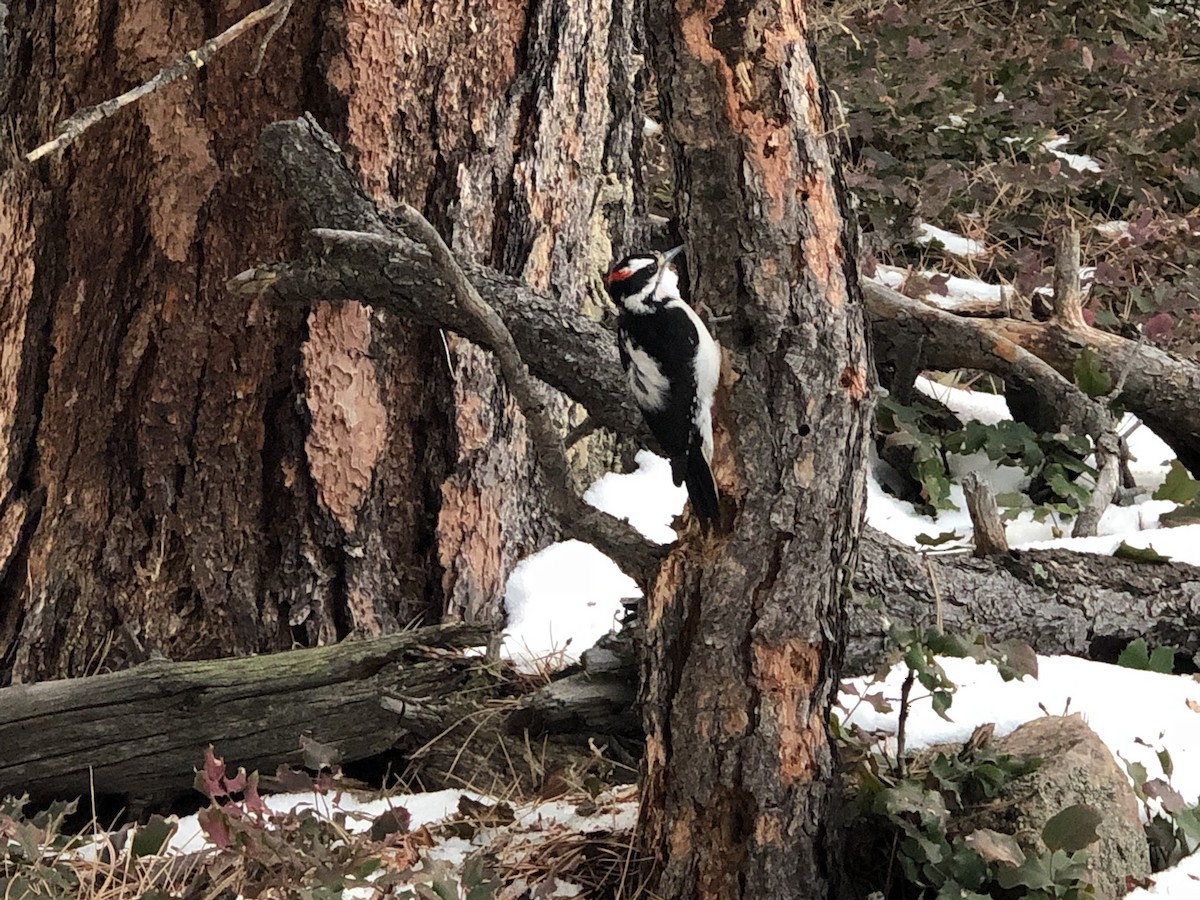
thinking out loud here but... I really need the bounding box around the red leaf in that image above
[1144,312,1174,342]
[906,36,929,60]
[197,746,229,800]
[244,771,269,817]
[223,768,247,795]
[198,806,233,850]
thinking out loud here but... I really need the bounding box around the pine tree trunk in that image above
[639,2,871,897]
[0,0,640,684]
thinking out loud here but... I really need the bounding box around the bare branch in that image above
[252,0,294,75]
[229,235,645,439]
[1071,433,1121,538]
[26,0,292,163]
[386,207,664,585]
[1051,228,1087,330]
[963,473,1009,557]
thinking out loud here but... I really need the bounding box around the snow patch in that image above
[916,223,986,258]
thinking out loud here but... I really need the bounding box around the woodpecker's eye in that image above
[605,267,634,285]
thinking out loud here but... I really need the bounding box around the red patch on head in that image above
[605,267,632,285]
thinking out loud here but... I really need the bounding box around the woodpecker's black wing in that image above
[616,306,701,467]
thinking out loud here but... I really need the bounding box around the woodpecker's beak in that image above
[661,245,684,265]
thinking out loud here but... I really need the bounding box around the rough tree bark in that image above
[639,3,871,897]
[0,0,642,684]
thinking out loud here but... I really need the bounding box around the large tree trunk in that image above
[0,0,641,684]
[639,4,871,898]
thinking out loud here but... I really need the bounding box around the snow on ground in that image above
[497,451,684,672]
[842,655,1200,897]
[868,376,1196,560]
[499,541,637,672]
[168,789,474,855]
[916,223,987,258]
[94,786,640,899]
[1044,135,1103,173]
[870,263,1007,309]
[843,656,1200,806]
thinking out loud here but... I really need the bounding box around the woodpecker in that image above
[604,246,721,531]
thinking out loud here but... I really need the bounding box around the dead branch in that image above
[26,0,293,163]
[517,526,1200,741]
[962,473,1008,556]
[1051,228,1087,330]
[0,623,489,802]
[866,279,1122,536]
[236,117,663,585]
[384,210,664,584]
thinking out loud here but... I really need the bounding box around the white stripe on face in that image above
[622,260,681,315]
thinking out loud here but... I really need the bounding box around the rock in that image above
[987,714,1150,899]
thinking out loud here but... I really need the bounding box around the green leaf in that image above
[1123,757,1149,795]
[1073,347,1113,398]
[1173,805,1200,842]
[1117,637,1151,670]
[996,850,1056,892]
[932,689,953,720]
[1157,747,1174,779]
[131,815,177,858]
[1113,541,1171,563]
[1149,645,1177,674]
[1042,803,1103,852]
[1153,460,1200,504]
[916,530,963,546]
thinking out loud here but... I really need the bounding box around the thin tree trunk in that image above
[639,4,871,897]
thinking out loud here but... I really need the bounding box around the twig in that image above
[894,667,916,778]
[922,553,943,634]
[1051,227,1087,330]
[26,0,291,163]
[963,473,1009,557]
[252,0,294,75]
[387,208,665,586]
[1072,432,1121,538]
[564,416,600,450]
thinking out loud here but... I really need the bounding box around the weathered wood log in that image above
[9,525,1200,804]
[0,623,489,802]
[516,529,1200,741]
[850,529,1200,673]
[866,276,1200,477]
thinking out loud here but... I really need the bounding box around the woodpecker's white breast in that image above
[668,299,720,462]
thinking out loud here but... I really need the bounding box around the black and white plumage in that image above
[604,247,721,531]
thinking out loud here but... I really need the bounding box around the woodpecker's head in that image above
[604,246,683,313]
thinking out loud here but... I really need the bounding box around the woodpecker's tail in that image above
[675,443,719,532]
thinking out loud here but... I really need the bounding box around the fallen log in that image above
[516,529,1200,739]
[7,528,1199,803]
[0,623,489,803]
[850,528,1200,673]
[865,274,1200,476]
